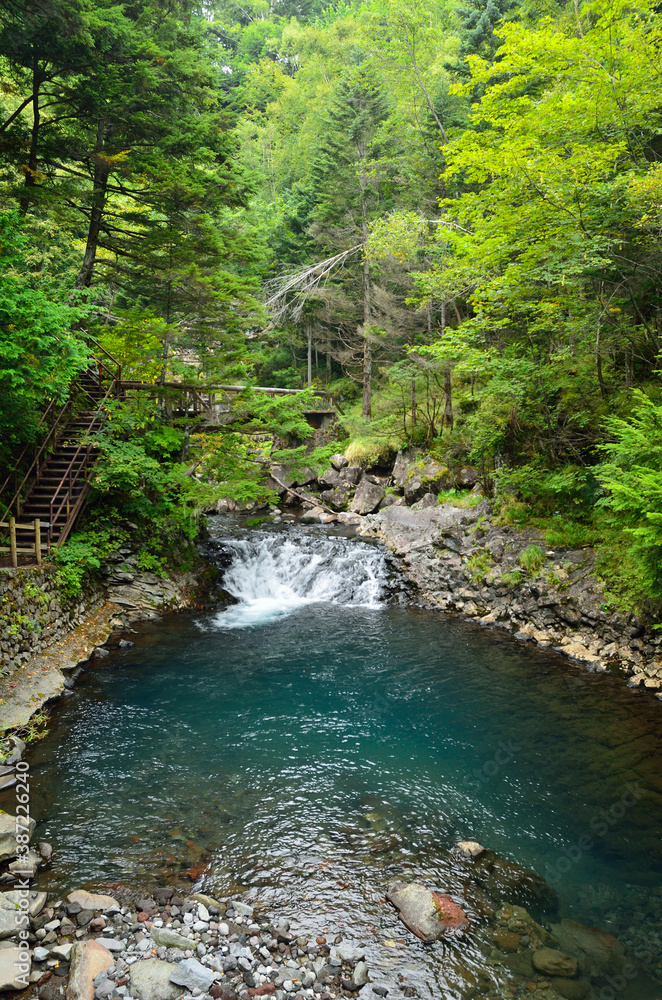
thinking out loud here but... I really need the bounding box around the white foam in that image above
[208,529,387,629]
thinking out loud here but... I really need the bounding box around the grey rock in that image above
[101,938,124,952]
[130,960,182,1000]
[349,479,385,515]
[38,842,53,862]
[352,961,369,987]
[386,881,469,942]
[169,957,215,992]
[150,927,191,950]
[233,901,254,918]
[336,944,365,963]
[319,468,340,488]
[8,849,41,878]
[33,947,50,962]
[339,466,362,486]
[329,454,348,471]
[319,483,353,510]
[0,940,29,991]
[0,813,35,863]
[392,448,419,489]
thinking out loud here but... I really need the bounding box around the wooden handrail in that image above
[0,517,45,567]
[48,379,115,548]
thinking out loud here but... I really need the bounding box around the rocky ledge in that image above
[354,501,662,696]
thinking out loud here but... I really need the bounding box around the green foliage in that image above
[596,392,662,607]
[466,550,493,581]
[539,518,600,550]
[519,544,546,575]
[0,212,88,464]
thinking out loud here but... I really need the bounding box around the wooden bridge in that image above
[0,348,337,567]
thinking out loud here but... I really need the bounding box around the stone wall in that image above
[358,501,662,698]
[0,565,101,672]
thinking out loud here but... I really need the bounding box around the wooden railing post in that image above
[34,518,41,566]
[9,517,17,568]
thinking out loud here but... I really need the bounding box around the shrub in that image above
[519,545,546,574]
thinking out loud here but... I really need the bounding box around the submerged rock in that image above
[471,849,558,916]
[532,946,578,977]
[550,918,627,977]
[387,881,469,942]
[453,840,485,859]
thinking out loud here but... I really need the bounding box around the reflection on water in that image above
[16,522,662,999]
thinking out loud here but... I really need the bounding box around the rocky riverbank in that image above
[356,502,662,697]
[0,557,216,744]
[242,447,662,699]
[0,817,658,1000]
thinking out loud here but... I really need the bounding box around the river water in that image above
[19,518,662,998]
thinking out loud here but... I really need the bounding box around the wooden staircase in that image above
[1,343,122,564]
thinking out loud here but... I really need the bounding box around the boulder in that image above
[471,850,557,916]
[319,468,340,488]
[150,926,192,950]
[269,464,297,490]
[0,890,47,939]
[66,890,118,912]
[320,484,354,510]
[0,941,29,991]
[550,919,627,978]
[8,849,41,878]
[411,492,437,509]
[387,882,469,942]
[378,493,399,509]
[300,507,325,523]
[453,841,485,859]
[66,939,113,1000]
[339,465,362,485]
[170,957,216,991]
[392,448,419,489]
[330,454,348,471]
[404,478,426,504]
[352,961,369,987]
[0,812,36,863]
[457,466,479,487]
[532,947,578,977]
[349,479,385,515]
[130,959,182,1000]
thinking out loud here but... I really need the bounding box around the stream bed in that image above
[16,518,662,998]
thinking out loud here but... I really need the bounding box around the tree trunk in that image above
[74,118,110,289]
[20,55,42,215]
[307,322,312,386]
[360,183,372,420]
[595,322,607,400]
[444,367,453,431]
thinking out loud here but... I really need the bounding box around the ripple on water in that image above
[14,522,662,999]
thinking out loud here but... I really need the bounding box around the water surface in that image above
[18,521,662,997]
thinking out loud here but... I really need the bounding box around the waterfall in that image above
[205,525,389,629]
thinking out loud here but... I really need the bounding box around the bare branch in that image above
[264,244,364,324]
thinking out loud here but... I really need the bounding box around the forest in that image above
[1,0,662,617]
